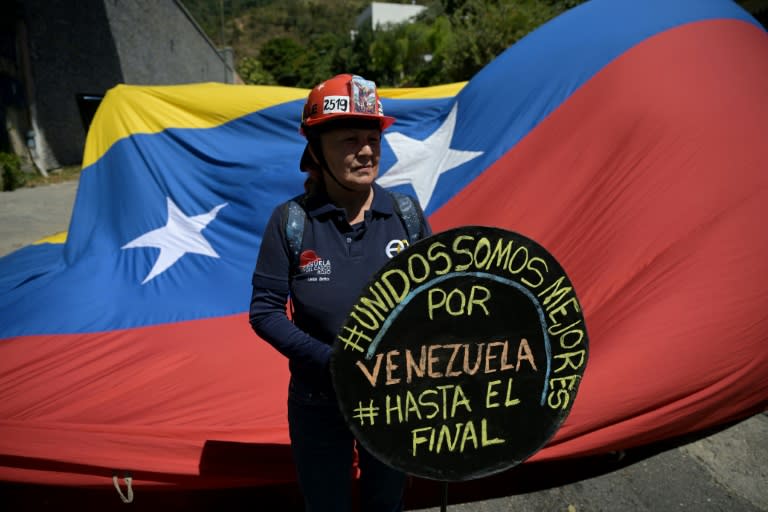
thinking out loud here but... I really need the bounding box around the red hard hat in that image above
[300,74,395,135]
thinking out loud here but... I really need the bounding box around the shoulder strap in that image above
[283,191,425,272]
[282,194,308,273]
[390,191,425,245]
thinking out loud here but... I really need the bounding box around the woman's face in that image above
[320,126,381,192]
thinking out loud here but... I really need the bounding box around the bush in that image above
[0,152,26,191]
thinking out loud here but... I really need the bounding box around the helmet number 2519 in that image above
[323,96,349,114]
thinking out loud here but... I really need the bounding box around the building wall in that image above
[11,0,236,171]
[356,2,427,30]
[104,0,234,85]
[17,0,123,170]
[1,5,31,161]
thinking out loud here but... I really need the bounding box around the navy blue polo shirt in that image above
[250,183,431,393]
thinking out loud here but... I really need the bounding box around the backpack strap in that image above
[282,191,426,274]
[390,191,425,245]
[282,194,308,274]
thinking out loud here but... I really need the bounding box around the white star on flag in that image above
[122,197,228,284]
[378,102,484,209]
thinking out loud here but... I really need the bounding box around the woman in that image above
[250,74,430,512]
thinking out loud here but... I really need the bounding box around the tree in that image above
[297,32,347,88]
[186,0,768,88]
[432,0,551,82]
[259,36,305,86]
[334,23,376,82]
[236,56,275,84]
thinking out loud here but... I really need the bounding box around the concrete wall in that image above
[9,0,236,172]
[16,0,123,170]
[104,0,234,85]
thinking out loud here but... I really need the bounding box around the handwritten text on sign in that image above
[331,227,588,481]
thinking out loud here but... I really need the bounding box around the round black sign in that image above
[330,226,588,481]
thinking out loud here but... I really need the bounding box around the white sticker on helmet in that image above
[323,96,350,114]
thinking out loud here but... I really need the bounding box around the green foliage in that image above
[259,36,306,85]
[236,56,274,84]
[443,0,555,81]
[0,152,26,191]
[185,0,591,87]
[185,0,768,88]
[298,31,349,87]
[183,0,274,46]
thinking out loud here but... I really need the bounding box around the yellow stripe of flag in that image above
[82,81,466,168]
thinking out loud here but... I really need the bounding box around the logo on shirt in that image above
[299,249,332,277]
[385,239,408,258]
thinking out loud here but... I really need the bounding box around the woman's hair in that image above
[302,133,325,195]
[304,163,323,195]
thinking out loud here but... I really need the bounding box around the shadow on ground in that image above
[0,420,743,512]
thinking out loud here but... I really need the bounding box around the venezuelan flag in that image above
[0,0,766,488]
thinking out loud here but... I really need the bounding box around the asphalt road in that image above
[0,180,766,511]
[0,180,79,257]
[406,415,768,511]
